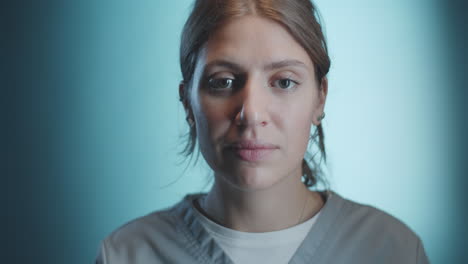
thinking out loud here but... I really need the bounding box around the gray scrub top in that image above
[95,192,429,263]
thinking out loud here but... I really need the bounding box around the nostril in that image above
[235,106,268,127]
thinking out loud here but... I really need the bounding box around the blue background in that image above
[8,0,467,263]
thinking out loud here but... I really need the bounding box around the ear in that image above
[320,77,328,102]
[312,77,328,126]
[179,81,194,121]
[319,77,328,106]
[179,81,189,110]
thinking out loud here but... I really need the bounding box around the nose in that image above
[235,78,269,127]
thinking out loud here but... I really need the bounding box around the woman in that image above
[96,0,429,263]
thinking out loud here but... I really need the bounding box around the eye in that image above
[208,78,234,90]
[273,78,298,90]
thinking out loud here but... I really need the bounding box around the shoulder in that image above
[96,195,203,264]
[104,204,179,248]
[338,193,418,236]
[311,192,429,263]
[338,193,419,242]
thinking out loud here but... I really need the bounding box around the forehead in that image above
[201,15,314,69]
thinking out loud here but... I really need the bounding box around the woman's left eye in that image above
[273,78,298,89]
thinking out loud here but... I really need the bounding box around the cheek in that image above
[193,96,231,142]
[279,97,315,152]
[287,112,313,147]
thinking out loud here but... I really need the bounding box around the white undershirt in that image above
[192,199,321,264]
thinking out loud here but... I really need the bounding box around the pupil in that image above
[281,79,289,88]
[217,79,231,88]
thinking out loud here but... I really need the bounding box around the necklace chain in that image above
[297,192,310,225]
[201,192,311,227]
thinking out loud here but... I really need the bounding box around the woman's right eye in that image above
[208,78,234,90]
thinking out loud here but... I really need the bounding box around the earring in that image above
[317,112,325,122]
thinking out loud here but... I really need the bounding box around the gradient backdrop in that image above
[8,0,468,263]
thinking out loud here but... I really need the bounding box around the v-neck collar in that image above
[289,191,346,263]
[171,191,345,264]
[172,193,234,264]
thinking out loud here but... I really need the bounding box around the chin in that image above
[221,166,285,191]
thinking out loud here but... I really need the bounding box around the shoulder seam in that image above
[169,199,213,264]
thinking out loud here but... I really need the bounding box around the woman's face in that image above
[186,16,327,191]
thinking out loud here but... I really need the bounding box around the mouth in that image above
[226,140,278,162]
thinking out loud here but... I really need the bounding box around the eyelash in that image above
[208,77,235,91]
[271,78,299,90]
[206,76,300,92]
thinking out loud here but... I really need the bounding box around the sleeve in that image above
[95,240,108,264]
[416,238,430,264]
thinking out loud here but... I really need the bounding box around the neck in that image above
[201,173,324,232]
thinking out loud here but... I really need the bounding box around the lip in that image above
[226,140,278,162]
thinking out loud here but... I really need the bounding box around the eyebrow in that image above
[264,59,308,71]
[203,59,309,74]
[204,60,244,73]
